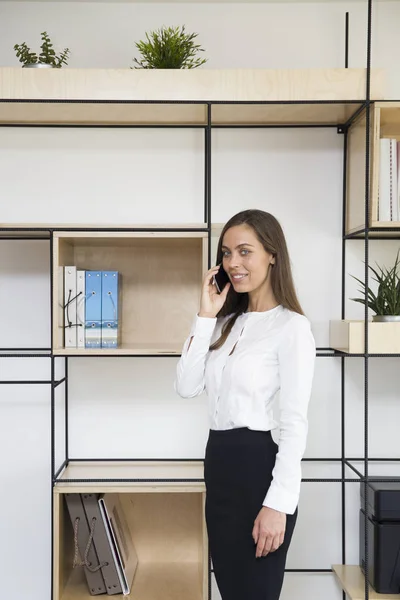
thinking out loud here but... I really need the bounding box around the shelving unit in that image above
[1,6,400,599]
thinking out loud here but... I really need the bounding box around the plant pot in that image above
[23,63,54,69]
[372,315,400,322]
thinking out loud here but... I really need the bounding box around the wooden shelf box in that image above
[54,461,207,600]
[53,231,208,355]
[330,319,400,354]
[346,102,400,236]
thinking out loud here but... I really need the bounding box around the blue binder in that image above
[85,271,102,348]
[101,271,120,348]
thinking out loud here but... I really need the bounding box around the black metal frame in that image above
[1,1,400,599]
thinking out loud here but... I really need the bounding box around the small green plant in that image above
[350,249,400,316]
[14,32,70,68]
[132,25,207,69]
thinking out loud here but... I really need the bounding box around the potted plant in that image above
[132,25,207,69]
[349,249,400,322]
[14,31,70,68]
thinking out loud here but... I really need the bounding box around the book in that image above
[98,493,139,595]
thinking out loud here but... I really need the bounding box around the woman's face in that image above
[221,224,275,293]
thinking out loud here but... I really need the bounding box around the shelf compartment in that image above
[346,101,400,236]
[54,475,207,600]
[53,231,208,355]
[0,67,385,126]
[332,565,400,600]
[330,320,400,354]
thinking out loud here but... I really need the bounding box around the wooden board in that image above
[0,68,386,126]
[55,460,206,492]
[59,562,205,600]
[332,565,400,600]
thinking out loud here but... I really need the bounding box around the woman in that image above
[174,209,316,600]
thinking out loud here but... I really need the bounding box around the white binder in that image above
[76,270,86,348]
[64,266,77,348]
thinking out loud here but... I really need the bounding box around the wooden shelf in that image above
[0,222,223,238]
[346,101,400,235]
[53,342,184,356]
[53,231,208,353]
[0,67,385,126]
[55,460,205,493]
[332,565,400,600]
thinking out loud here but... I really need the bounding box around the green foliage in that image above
[14,32,70,67]
[132,25,207,69]
[350,249,400,316]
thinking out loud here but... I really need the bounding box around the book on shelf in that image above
[378,138,400,222]
[64,493,107,596]
[65,492,139,596]
[60,268,121,349]
[81,493,123,595]
[64,266,78,348]
[98,493,139,596]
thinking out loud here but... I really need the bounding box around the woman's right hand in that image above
[198,265,231,318]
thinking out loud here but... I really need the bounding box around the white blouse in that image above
[174,304,316,515]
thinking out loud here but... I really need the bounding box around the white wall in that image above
[0,2,400,600]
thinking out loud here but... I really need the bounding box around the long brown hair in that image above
[210,209,305,351]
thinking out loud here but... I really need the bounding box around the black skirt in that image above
[204,427,298,600]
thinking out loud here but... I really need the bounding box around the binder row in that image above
[60,267,121,349]
[65,493,138,596]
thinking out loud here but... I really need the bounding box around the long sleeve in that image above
[174,313,217,398]
[263,315,316,514]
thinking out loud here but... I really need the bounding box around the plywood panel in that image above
[0,68,386,126]
[0,68,385,102]
[332,565,400,600]
[61,563,204,600]
[212,102,363,125]
[56,460,205,489]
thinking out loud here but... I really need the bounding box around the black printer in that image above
[359,477,400,594]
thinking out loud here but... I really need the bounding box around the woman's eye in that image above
[222,249,249,256]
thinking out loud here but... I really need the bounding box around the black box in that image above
[360,478,400,521]
[359,478,400,594]
[359,509,400,594]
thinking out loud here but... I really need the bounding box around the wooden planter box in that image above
[330,320,400,354]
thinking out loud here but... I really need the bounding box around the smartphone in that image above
[212,264,230,294]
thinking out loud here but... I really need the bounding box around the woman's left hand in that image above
[252,506,286,558]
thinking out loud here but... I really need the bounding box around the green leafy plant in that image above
[132,25,207,69]
[14,32,70,68]
[350,249,400,316]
